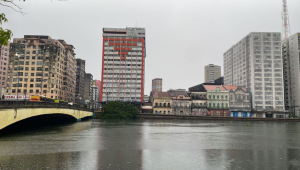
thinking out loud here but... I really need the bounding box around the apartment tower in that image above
[0,43,9,96]
[75,59,85,103]
[7,35,77,101]
[84,73,93,103]
[204,64,221,83]
[100,27,146,102]
[282,33,300,117]
[152,78,162,92]
[223,32,284,116]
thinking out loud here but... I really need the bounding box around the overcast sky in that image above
[2,0,300,95]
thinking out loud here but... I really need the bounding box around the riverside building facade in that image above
[0,43,9,96]
[6,35,77,102]
[100,27,146,102]
[282,33,300,117]
[223,32,285,117]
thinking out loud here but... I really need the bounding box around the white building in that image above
[224,32,285,117]
[91,85,99,109]
[282,33,300,117]
[101,27,146,102]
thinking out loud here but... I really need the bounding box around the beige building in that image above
[150,91,172,114]
[204,64,221,83]
[0,43,9,96]
[168,90,191,115]
[6,35,77,102]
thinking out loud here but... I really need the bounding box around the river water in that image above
[0,119,300,170]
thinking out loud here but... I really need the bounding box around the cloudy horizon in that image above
[2,0,300,95]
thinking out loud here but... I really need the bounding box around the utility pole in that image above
[282,0,291,40]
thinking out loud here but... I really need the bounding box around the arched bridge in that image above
[0,101,94,130]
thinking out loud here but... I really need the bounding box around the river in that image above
[0,119,300,170]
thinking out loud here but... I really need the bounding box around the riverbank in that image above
[137,113,300,122]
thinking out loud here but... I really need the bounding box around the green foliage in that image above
[100,101,139,119]
[0,13,12,46]
[0,0,26,46]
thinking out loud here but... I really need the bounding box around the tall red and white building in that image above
[100,27,146,102]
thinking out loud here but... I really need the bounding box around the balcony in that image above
[154,105,171,108]
[191,105,207,108]
[208,107,229,110]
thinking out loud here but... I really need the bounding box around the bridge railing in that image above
[0,100,93,112]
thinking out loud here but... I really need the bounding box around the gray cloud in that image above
[2,0,300,95]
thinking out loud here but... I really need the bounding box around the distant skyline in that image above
[2,0,300,95]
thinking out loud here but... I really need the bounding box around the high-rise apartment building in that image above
[84,73,93,103]
[282,33,300,116]
[75,59,85,103]
[7,35,77,101]
[152,78,162,92]
[224,32,284,115]
[204,64,221,83]
[0,43,9,96]
[100,27,146,102]
[93,79,101,101]
[91,85,99,109]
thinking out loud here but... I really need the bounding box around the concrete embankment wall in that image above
[138,114,300,122]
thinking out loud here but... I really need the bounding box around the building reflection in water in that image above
[1,120,300,169]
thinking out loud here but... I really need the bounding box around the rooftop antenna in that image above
[282,0,291,40]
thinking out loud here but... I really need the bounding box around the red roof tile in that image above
[153,91,170,98]
[223,85,246,91]
[203,85,226,91]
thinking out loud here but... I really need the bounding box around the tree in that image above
[0,0,26,46]
[100,101,139,119]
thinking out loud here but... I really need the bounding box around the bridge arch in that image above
[0,108,93,130]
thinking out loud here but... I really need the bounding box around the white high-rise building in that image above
[282,33,300,117]
[100,27,146,102]
[91,85,99,109]
[224,32,285,117]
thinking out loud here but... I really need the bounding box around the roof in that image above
[168,90,189,97]
[142,106,153,110]
[152,91,170,98]
[203,85,226,91]
[223,85,246,91]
